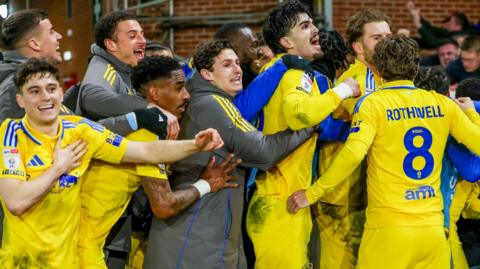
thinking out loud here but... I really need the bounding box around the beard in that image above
[312,47,325,61]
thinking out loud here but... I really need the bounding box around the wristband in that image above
[332,83,353,99]
[192,179,211,197]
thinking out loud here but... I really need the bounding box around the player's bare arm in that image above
[122,128,224,164]
[142,154,241,219]
[0,139,87,215]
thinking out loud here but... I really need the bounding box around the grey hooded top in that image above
[144,71,314,269]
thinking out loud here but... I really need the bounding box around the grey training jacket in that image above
[144,72,314,269]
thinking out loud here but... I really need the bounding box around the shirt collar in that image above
[20,117,63,145]
[381,80,416,90]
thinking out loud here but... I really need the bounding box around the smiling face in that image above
[200,48,243,97]
[461,50,480,73]
[147,69,190,118]
[34,19,63,63]
[16,73,63,128]
[281,13,322,60]
[107,20,146,66]
[438,43,459,68]
[354,21,391,64]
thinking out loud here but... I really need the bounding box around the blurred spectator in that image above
[407,1,472,49]
[421,38,459,69]
[456,77,480,100]
[446,35,480,84]
[144,42,173,58]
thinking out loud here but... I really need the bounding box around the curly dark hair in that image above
[2,9,48,49]
[94,11,136,50]
[346,10,391,56]
[262,0,312,54]
[414,66,450,95]
[456,78,480,100]
[373,35,420,82]
[14,58,59,94]
[193,39,236,71]
[131,56,181,94]
[310,30,348,82]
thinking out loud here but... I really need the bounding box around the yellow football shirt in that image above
[319,59,382,206]
[78,129,167,268]
[256,54,341,196]
[0,115,129,268]
[306,80,480,228]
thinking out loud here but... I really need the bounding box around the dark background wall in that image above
[6,0,480,85]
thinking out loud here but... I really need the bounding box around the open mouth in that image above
[231,76,242,84]
[38,104,54,111]
[134,48,145,60]
[310,36,320,47]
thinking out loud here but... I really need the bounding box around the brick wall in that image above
[333,0,480,38]
[135,0,278,57]
[6,0,479,80]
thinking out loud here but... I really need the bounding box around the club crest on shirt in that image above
[2,148,20,170]
[296,72,313,94]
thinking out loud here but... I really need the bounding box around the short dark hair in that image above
[346,10,391,56]
[1,9,49,49]
[456,78,480,100]
[460,35,480,53]
[145,42,172,53]
[452,12,470,32]
[214,22,249,40]
[131,56,181,94]
[94,11,136,50]
[414,66,450,95]
[263,0,311,54]
[14,58,60,93]
[193,39,236,71]
[437,38,459,48]
[373,35,420,81]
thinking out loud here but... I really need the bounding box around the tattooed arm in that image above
[141,154,241,219]
[141,177,199,219]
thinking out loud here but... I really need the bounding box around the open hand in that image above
[200,154,242,192]
[53,138,87,174]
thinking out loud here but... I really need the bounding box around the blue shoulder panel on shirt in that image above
[79,118,105,133]
[3,120,20,147]
[313,70,329,94]
[353,93,372,115]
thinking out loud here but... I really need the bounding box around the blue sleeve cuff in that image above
[126,112,138,131]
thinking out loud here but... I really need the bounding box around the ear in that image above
[27,37,41,52]
[279,36,293,51]
[200,69,213,81]
[147,86,158,101]
[59,88,64,103]
[104,39,117,53]
[16,94,25,109]
[352,41,364,55]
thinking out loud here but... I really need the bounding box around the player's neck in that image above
[27,116,60,137]
[356,57,381,77]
